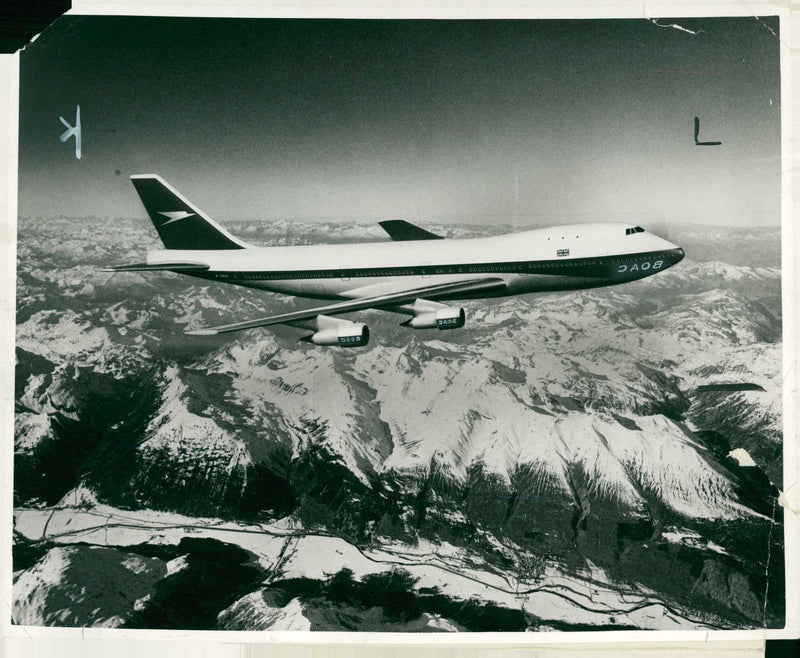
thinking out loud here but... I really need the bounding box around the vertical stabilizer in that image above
[130,174,251,250]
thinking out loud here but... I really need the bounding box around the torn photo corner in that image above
[2,0,797,654]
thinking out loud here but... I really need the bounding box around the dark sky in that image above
[18,16,782,226]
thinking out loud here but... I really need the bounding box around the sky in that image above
[17,15,782,227]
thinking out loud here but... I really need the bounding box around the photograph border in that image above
[1,0,797,653]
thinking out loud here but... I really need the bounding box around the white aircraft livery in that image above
[103,175,685,347]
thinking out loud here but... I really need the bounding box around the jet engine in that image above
[301,315,369,347]
[400,300,466,330]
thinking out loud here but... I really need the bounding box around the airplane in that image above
[694,116,722,146]
[102,175,685,347]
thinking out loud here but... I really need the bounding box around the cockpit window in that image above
[625,226,646,235]
[634,226,644,233]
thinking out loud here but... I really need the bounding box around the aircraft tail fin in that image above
[130,174,251,250]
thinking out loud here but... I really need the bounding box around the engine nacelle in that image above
[402,301,466,330]
[302,315,369,347]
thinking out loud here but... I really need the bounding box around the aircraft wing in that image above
[185,277,506,336]
[378,220,443,241]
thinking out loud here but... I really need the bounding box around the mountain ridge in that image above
[12,216,785,630]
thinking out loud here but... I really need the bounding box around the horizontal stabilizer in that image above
[379,220,443,241]
[99,262,210,273]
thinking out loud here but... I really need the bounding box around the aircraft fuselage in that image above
[145,222,684,301]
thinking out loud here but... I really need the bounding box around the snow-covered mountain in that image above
[12,217,784,631]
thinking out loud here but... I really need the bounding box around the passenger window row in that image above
[220,250,675,280]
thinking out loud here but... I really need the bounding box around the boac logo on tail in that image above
[158,211,196,225]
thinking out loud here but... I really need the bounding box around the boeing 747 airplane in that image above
[103,175,685,347]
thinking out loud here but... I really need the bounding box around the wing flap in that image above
[185,277,505,336]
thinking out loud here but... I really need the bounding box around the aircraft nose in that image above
[660,236,684,263]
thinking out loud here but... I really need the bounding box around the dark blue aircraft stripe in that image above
[183,248,684,283]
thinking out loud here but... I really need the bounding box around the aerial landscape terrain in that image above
[12,216,784,631]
